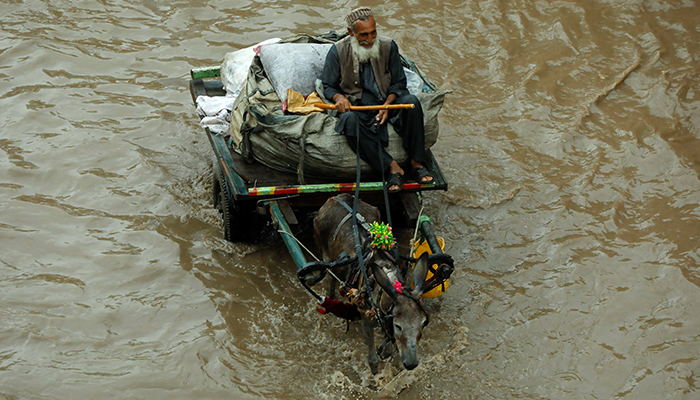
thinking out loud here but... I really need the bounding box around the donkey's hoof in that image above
[370,363,379,375]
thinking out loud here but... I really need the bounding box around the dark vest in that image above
[335,35,393,104]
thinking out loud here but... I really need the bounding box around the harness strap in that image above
[375,132,400,263]
[332,213,353,241]
[332,196,373,240]
[350,131,380,324]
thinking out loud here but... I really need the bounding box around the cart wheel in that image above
[212,160,253,242]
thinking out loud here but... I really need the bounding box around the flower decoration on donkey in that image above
[369,222,396,251]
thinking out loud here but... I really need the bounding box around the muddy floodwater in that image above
[2,0,700,399]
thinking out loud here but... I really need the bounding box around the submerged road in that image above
[1,1,699,398]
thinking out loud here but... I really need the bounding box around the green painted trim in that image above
[418,215,432,225]
[268,201,308,268]
[191,66,221,80]
[207,132,249,198]
[426,149,448,190]
[247,181,389,196]
[420,217,443,255]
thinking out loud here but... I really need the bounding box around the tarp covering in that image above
[228,32,447,182]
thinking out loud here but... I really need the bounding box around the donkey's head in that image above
[372,252,431,370]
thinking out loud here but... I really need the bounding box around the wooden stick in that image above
[314,103,415,111]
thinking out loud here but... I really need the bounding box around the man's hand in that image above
[333,94,351,113]
[376,93,398,125]
[376,109,389,125]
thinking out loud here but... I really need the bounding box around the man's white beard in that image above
[350,35,381,63]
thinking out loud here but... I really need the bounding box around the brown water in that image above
[2,1,699,399]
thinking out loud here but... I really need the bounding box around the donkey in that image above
[314,193,431,374]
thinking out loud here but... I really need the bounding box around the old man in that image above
[321,7,434,192]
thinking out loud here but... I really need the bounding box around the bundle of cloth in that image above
[195,38,281,136]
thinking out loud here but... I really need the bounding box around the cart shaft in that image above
[268,201,308,269]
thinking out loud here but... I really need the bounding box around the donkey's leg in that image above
[320,251,337,300]
[362,316,379,374]
[328,278,338,300]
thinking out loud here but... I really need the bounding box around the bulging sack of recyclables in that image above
[227,33,447,182]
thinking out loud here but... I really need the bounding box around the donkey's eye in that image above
[395,324,403,332]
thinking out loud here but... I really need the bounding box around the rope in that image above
[277,229,320,261]
[327,268,343,283]
[277,229,344,283]
[411,204,425,248]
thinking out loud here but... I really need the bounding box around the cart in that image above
[189,66,449,268]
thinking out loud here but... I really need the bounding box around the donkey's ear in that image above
[372,263,399,301]
[412,252,430,296]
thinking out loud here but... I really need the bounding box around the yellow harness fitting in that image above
[412,237,450,298]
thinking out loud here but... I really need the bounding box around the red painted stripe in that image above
[248,187,304,196]
[336,183,357,191]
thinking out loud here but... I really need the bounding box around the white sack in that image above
[220,38,281,97]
